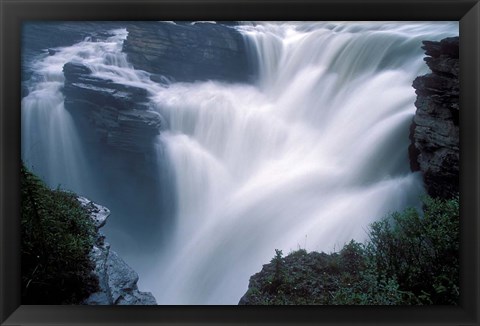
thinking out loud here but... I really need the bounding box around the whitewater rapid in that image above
[21,21,459,305]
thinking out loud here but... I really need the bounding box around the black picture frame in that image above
[1,0,479,325]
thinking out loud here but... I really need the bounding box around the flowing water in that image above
[21,21,458,304]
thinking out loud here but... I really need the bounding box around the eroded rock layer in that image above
[409,37,459,199]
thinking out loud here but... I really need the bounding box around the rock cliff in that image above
[63,62,163,153]
[409,37,459,199]
[78,197,157,305]
[122,21,252,83]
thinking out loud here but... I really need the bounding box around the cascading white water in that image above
[21,27,172,273]
[22,50,89,193]
[145,22,458,304]
[21,21,458,305]
[21,29,145,193]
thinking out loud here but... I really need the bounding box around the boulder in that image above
[122,21,253,83]
[409,37,459,199]
[78,197,157,305]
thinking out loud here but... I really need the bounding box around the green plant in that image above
[366,196,459,305]
[21,163,98,304]
[264,249,285,294]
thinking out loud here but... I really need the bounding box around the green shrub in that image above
[21,163,98,304]
[331,240,413,305]
[367,196,459,304]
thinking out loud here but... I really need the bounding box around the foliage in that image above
[366,196,459,304]
[241,196,459,305]
[21,163,98,304]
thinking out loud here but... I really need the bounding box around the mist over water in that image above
[21,21,458,304]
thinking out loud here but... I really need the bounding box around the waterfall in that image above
[147,22,458,304]
[21,21,458,305]
[21,28,142,193]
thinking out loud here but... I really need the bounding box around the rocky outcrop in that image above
[238,246,369,305]
[78,197,157,305]
[122,22,252,83]
[63,62,163,153]
[409,37,459,199]
[239,250,342,305]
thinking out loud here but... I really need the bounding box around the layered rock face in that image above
[78,197,157,305]
[123,22,252,83]
[409,37,459,199]
[63,62,163,153]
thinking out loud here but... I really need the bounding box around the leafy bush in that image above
[366,196,459,304]
[21,163,98,304]
[332,240,413,305]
